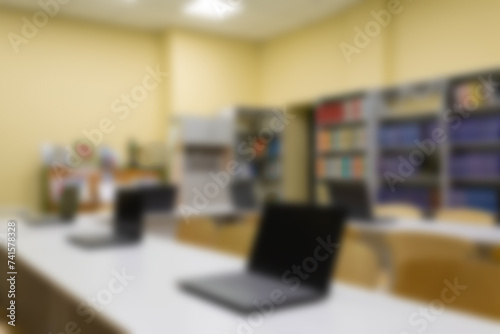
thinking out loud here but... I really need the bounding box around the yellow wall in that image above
[261,0,500,105]
[260,0,387,106]
[165,29,260,116]
[386,0,500,84]
[0,9,165,209]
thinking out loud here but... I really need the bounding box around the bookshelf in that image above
[233,107,283,204]
[374,80,445,215]
[314,92,375,204]
[313,70,500,221]
[445,70,500,217]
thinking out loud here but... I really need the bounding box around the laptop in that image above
[27,184,79,226]
[180,204,346,312]
[69,188,144,248]
[327,182,392,223]
[140,185,177,213]
[230,180,257,210]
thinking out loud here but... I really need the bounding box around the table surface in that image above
[350,218,500,244]
[4,215,500,334]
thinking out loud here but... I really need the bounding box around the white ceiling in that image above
[0,0,362,40]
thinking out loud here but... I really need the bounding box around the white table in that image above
[350,218,500,245]
[3,216,500,334]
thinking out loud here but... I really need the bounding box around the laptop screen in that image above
[114,189,144,239]
[231,181,257,209]
[328,182,372,221]
[140,185,177,213]
[248,204,346,292]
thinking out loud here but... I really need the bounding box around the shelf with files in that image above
[313,91,372,204]
[379,111,439,125]
[317,178,366,184]
[444,70,500,218]
[317,149,365,157]
[375,80,445,214]
[449,142,500,151]
[233,107,283,204]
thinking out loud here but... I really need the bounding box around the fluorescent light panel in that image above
[183,0,243,20]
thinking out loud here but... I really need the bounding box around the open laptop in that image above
[230,180,258,210]
[140,185,177,213]
[327,181,393,224]
[69,188,144,248]
[180,204,346,312]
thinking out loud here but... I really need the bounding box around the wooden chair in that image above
[334,238,381,289]
[387,232,477,302]
[176,216,218,249]
[453,258,500,320]
[216,220,259,257]
[374,203,422,220]
[492,246,500,265]
[435,207,496,226]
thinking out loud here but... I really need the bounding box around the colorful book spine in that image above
[316,97,364,125]
[317,156,364,180]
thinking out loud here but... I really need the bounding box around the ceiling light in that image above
[183,0,243,21]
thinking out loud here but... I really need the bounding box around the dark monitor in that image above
[248,204,346,292]
[231,181,257,209]
[327,182,372,221]
[140,185,177,213]
[114,189,144,240]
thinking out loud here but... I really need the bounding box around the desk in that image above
[2,216,500,334]
[350,219,500,245]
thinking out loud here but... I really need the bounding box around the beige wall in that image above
[165,29,260,116]
[386,0,500,84]
[0,9,165,209]
[260,0,500,105]
[260,0,387,106]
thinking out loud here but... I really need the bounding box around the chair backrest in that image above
[334,238,380,289]
[387,232,476,301]
[374,203,423,220]
[435,207,496,226]
[388,231,475,265]
[216,219,259,257]
[176,217,218,248]
[453,258,500,320]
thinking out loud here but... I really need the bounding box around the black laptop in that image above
[140,185,177,213]
[230,180,257,210]
[69,188,144,248]
[180,204,346,312]
[328,182,391,223]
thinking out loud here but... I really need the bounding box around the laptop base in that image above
[68,234,139,249]
[181,271,325,313]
